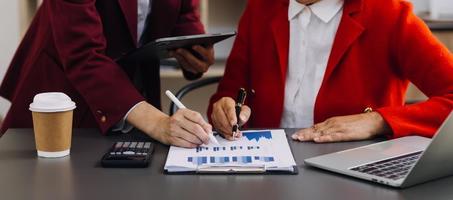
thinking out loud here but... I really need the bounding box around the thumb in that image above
[239,105,251,125]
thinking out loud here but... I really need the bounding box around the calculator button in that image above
[115,142,123,148]
[137,142,144,148]
[144,142,151,149]
[130,142,138,148]
[123,151,136,155]
[123,142,131,148]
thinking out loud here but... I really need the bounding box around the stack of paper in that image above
[164,129,297,173]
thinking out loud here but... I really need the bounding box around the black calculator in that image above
[101,141,154,168]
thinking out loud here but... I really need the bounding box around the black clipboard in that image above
[116,31,237,63]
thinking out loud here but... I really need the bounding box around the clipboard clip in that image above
[196,165,267,174]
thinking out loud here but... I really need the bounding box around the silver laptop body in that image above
[304,112,453,188]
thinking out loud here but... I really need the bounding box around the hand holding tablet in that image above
[116,31,236,63]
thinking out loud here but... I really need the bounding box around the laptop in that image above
[304,111,453,188]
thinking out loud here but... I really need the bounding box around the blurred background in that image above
[0,0,452,119]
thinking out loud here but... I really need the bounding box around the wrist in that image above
[369,112,392,136]
[148,115,171,145]
[126,102,170,144]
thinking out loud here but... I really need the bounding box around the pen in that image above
[165,90,219,145]
[232,88,247,138]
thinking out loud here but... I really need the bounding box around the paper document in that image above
[164,129,297,173]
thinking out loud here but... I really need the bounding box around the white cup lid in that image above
[29,92,76,113]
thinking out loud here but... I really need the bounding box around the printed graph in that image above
[243,131,272,142]
[188,131,276,166]
[187,156,275,165]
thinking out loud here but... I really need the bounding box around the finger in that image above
[223,135,236,141]
[169,136,198,148]
[293,127,321,142]
[211,111,234,141]
[217,108,234,137]
[221,98,237,126]
[174,53,198,74]
[192,45,215,65]
[183,109,212,134]
[292,128,309,141]
[235,131,243,138]
[172,123,203,145]
[180,110,211,144]
[314,132,349,143]
[313,120,330,133]
[212,98,237,138]
[219,129,236,141]
[211,111,230,137]
[176,48,209,73]
[238,105,251,125]
[323,123,345,136]
[211,103,233,137]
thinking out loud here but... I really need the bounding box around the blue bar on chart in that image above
[187,156,208,164]
[197,146,260,153]
[187,156,275,165]
[243,131,272,142]
[195,147,209,153]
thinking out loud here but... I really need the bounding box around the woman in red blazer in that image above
[209,0,453,142]
[0,0,215,148]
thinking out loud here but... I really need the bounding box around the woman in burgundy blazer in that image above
[209,0,453,142]
[0,0,215,148]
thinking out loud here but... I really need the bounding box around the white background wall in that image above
[0,1,20,117]
[411,0,429,14]
[0,1,20,83]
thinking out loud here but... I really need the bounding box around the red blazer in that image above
[0,0,204,134]
[208,0,453,138]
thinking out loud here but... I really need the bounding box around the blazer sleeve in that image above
[172,0,205,36]
[47,0,145,133]
[171,0,206,80]
[207,1,253,122]
[376,1,453,138]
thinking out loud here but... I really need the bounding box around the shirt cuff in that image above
[112,101,144,133]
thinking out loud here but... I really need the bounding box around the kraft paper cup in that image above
[29,92,76,158]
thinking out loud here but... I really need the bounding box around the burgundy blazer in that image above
[0,0,204,134]
[208,0,453,138]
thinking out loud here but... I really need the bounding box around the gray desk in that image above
[0,129,452,200]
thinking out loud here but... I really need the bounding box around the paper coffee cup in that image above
[29,92,76,158]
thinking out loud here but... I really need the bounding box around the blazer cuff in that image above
[111,101,145,133]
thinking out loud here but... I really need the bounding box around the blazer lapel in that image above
[323,0,364,81]
[118,0,138,47]
[271,1,290,83]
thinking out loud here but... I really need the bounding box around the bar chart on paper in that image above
[164,129,297,173]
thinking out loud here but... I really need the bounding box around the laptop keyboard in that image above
[350,151,423,180]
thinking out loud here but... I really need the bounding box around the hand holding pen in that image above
[160,90,219,148]
[211,88,252,140]
[232,88,247,138]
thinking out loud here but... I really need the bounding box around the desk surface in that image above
[0,129,452,200]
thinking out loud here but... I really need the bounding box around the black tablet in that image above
[116,31,236,63]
